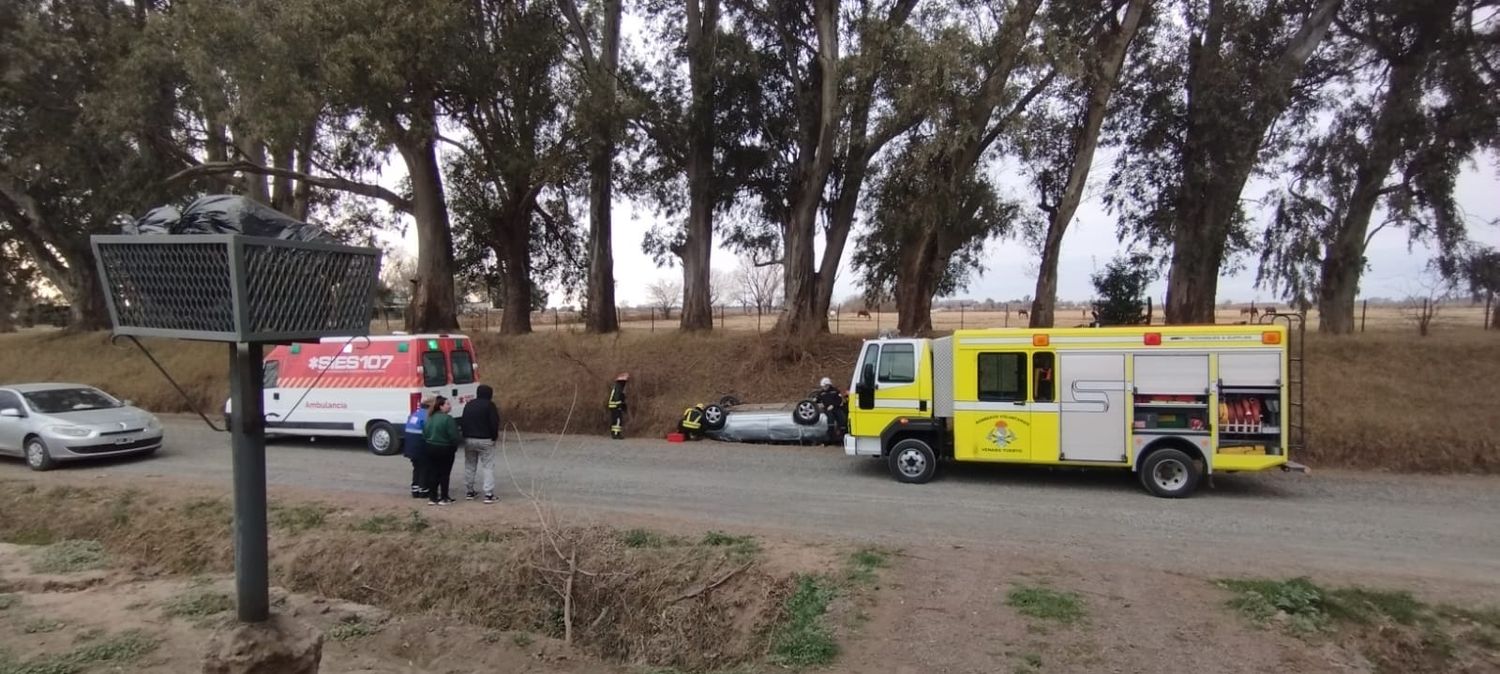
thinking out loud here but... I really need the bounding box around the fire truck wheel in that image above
[366,421,402,456]
[888,438,937,484]
[702,404,728,431]
[792,400,821,426]
[1139,447,1201,498]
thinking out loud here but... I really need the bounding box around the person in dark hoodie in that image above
[402,397,434,499]
[460,384,502,503]
[422,396,461,505]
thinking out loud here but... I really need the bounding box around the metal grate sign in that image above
[91,234,380,343]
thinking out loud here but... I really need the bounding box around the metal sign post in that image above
[228,342,269,622]
[91,233,380,625]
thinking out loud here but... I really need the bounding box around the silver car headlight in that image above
[145,416,162,431]
[47,425,95,438]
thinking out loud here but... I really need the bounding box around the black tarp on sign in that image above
[126,195,333,242]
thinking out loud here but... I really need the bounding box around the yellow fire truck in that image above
[844,322,1306,497]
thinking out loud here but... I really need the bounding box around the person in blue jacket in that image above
[404,397,434,499]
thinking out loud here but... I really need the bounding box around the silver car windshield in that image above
[22,388,121,414]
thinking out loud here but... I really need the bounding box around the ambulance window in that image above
[262,361,280,389]
[1033,352,1055,402]
[877,344,915,383]
[421,351,448,387]
[450,351,475,385]
[977,353,1026,402]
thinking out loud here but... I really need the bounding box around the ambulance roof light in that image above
[392,331,408,336]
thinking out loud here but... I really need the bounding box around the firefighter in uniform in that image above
[607,373,629,439]
[678,403,706,440]
[815,377,847,444]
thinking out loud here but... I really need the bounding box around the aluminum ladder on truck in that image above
[1261,311,1309,472]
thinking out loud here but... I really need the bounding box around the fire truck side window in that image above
[262,361,280,389]
[1033,352,1055,402]
[450,350,475,385]
[878,344,915,383]
[421,351,448,387]
[859,344,880,381]
[977,353,1026,402]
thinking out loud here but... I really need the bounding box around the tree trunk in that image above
[581,0,622,334]
[64,256,111,332]
[397,134,460,333]
[498,215,533,335]
[1163,0,1340,324]
[1315,23,1440,334]
[0,292,14,333]
[1029,225,1066,328]
[679,0,719,332]
[776,0,839,336]
[1029,0,1146,329]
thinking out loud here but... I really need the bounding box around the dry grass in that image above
[0,483,796,672]
[0,325,1495,472]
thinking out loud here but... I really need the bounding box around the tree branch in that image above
[163,160,413,213]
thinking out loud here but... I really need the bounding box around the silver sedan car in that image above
[0,384,164,471]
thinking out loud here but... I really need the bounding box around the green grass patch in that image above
[1217,578,1433,634]
[163,589,234,620]
[0,594,17,611]
[700,531,760,557]
[0,630,158,674]
[21,619,65,634]
[511,632,533,648]
[180,497,231,523]
[327,618,380,642]
[622,528,687,549]
[1006,585,1086,625]
[768,575,839,667]
[270,504,331,534]
[4,527,57,547]
[844,547,891,585]
[352,511,429,534]
[1218,577,1331,633]
[30,540,106,574]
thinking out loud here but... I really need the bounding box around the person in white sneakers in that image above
[460,384,501,503]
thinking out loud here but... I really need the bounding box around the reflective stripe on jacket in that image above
[680,407,703,430]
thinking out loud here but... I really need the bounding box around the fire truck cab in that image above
[844,324,1304,497]
[224,333,481,456]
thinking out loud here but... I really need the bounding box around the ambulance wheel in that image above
[888,438,937,484]
[702,404,727,431]
[1139,448,1200,498]
[366,421,402,456]
[792,400,820,426]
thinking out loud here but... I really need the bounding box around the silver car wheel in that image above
[26,439,49,470]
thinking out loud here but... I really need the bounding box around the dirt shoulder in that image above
[1,482,1497,673]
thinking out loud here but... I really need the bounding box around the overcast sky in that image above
[379,151,1499,308]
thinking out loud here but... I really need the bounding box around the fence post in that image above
[834,308,839,334]
[1361,299,1367,332]
[1004,303,1010,327]
[960,303,965,329]
[650,307,655,332]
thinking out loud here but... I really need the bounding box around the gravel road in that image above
[9,417,1500,595]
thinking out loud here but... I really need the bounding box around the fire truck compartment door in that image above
[1058,353,1127,463]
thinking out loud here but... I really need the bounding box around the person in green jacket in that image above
[422,396,462,505]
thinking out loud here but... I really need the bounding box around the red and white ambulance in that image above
[224,333,482,455]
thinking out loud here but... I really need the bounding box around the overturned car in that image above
[699,394,839,445]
